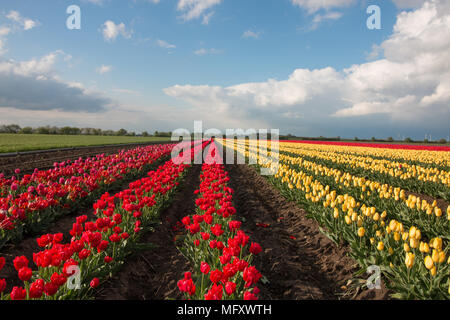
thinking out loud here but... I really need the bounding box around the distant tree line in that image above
[0,124,447,144]
[0,124,172,137]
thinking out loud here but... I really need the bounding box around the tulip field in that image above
[216,138,450,300]
[0,138,449,300]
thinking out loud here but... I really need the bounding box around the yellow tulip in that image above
[430,266,436,276]
[393,232,401,241]
[377,241,384,251]
[373,212,380,221]
[414,229,421,240]
[345,215,351,225]
[409,238,419,249]
[405,252,415,268]
[434,207,442,217]
[432,238,442,251]
[432,249,440,263]
[409,226,416,238]
[424,256,434,270]
[404,243,410,252]
[333,207,339,219]
[358,227,365,237]
[438,251,446,264]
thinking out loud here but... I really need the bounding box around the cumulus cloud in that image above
[101,21,132,42]
[164,0,450,137]
[6,10,38,30]
[0,52,111,112]
[177,0,222,23]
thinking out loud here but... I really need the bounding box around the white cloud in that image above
[194,48,222,55]
[101,21,132,42]
[6,10,37,30]
[156,39,176,49]
[165,0,450,134]
[177,0,222,23]
[308,11,343,30]
[242,30,260,39]
[0,52,112,112]
[0,26,11,37]
[96,65,113,75]
[290,0,356,14]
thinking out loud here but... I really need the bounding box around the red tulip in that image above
[200,262,210,274]
[0,279,6,293]
[225,281,236,296]
[10,286,27,300]
[90,278,100,288]
[0,257,5,271]
[249,242,262,255]
[18,267,33,282]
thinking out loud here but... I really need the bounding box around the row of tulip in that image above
[218,139,449,299]
[280,140,450,153]
[239,141,449,240]
[0,141,210,300]
[177,143,263,300]
[278,142,450,201]
[280,140,450,167]
[0,144,176,249]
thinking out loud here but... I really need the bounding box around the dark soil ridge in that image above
[95,164,202,300]
[226,164,390,300]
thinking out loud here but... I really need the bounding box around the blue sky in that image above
[0,0,449,140]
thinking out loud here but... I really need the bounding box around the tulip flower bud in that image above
[424,256,434,270]
[377,241,384,251]
[405,252,415,269]
[430,266,436,276]
[431,249,440,263]
[357,227,365,237]
[403,243,410,253]
[438,251,446,264]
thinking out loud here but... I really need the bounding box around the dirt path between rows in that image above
[226,164,390,300]
[95,164,202,300]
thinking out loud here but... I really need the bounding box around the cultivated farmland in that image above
[0,139,448,300]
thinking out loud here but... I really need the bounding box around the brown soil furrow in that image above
[95,164,202,300]
[226,163,389,300]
